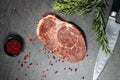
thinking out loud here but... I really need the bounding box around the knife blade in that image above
[93,0,120,80]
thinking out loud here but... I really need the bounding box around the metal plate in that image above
[0,0,120,80]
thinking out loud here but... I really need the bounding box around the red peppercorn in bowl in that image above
[4,34,24,56]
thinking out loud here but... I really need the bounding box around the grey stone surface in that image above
[0,0,120,80]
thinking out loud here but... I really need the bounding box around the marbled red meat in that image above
[36,15,86,63]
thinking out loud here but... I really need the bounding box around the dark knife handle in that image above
[111,0,120,12]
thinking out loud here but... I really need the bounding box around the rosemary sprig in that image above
[93,6,111,54]
[93,0,112,54]
[52,0,94,15]
[52,0,112,54]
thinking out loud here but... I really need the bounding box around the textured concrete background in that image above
[0,0,120,80]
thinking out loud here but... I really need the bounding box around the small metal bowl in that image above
[4,33,24,57]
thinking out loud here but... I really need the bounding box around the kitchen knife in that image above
[93,0,120,80]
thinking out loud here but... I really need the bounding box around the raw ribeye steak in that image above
[36,15,86,63]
